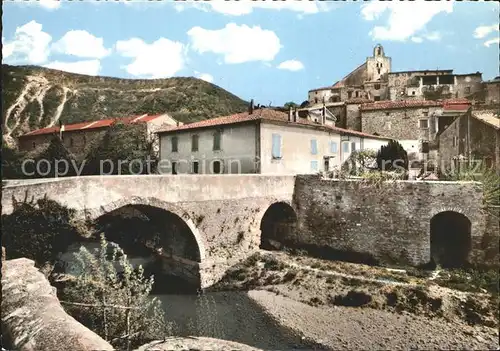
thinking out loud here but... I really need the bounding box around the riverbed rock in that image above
[135,337,263,351]
[1,257,113,351]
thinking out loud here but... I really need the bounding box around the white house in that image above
[156,104,392,175]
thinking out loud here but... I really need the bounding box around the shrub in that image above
[60,235,170,350]
[376,140,409,172]
[330,290,372,307]
[1,194,88,265]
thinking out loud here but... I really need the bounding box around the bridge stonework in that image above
[2,175,296,288]
[1,175,491,288]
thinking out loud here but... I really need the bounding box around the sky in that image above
[2,0,499,106]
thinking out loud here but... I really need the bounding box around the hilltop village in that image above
[2,45,499,351]
[14,45,500,178]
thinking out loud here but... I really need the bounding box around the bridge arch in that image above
[83,196,207,261]
[259,201,298,250]
[430,210,472,268]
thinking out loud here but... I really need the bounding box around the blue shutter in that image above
[330,141,338,153]
[343,142,349,153]
[272,134,281,158]
[311,139,318,155]
[311,160,318,172]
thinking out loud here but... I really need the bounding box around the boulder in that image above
[1,258,113,351]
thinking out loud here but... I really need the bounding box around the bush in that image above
[376,140,408,172]
[60,235,170,350]
[330,290,372,307]
[1,194,88,265]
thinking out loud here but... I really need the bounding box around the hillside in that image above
[2,64,249,145]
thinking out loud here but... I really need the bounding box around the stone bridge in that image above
[2,174,492,288]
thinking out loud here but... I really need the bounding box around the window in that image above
[348,91,352,99]
[172,161,177,175]
[412,91,415,96]
[272,133,282,159]
[315,98,318,103]
[32,141,36,149]
[465,86,471,94]
[69,138,74,147]
[419,119,429,129]
[213,131,221,151]
[310,139,318,155]
[385,112,390,116]
[212,160,222,174]
[355,91,359,98]
[191,135,199,152]
[374,96,380,101]
[310,160,318,172]
[351,142,356,152]
[385,121,392,130]
[192,161,199,174]
[171,136,178,152]
[452,136,458,147]
[329,141,338,153]
[423,111,429,117]
[374,83,380,90]
[83,135,87,145]
[343,142,349,153]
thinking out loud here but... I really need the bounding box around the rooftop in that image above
[360,98,471,111]
[473,110,500,130]
[388,69,454,75]
[20,114,166,137]
[157,108,392,141]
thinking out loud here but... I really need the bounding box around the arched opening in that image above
[430,211,472,268]
[62,204,203,293]
[260,202,297,250]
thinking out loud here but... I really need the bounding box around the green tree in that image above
[376,140,409,172]
[21,135,78,178]
[1,144,26,179]
[82,122,157,175]
[1,195,86,265]
[284,101,298,109]
[60,235,170,350]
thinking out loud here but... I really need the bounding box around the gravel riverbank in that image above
[248,290,499,350]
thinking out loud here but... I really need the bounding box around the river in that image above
[59,242,312,350]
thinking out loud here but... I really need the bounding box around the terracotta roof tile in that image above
[443,104,471,111]
[21,114,165,137]
[157,108,392,141]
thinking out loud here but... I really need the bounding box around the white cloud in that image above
[484,37,500,48]
[411,37,424,44]
[52,30,111,59]
[361,0,453,41]
[197,73,214,83]
[44,60,102,75]
[474,24,498,39]
[174,0,333,16]
[277,60,304,71]
[424,31,442,41]
[187,23,282,64]
[38,0,61,10]
[115,37,186,78]
[2,21,52,64]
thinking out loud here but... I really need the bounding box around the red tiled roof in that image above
[360,98,471,111]
[20,114,165,137]
[157,108,392,141]
[443,104,471,112]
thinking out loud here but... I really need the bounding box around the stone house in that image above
[18,113,181,158]
[156,104,392,175]
[483,77,500,105]
[438,108,500,174]
[359,99,472,162]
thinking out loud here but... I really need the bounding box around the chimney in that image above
[176,121,180,127]
[249,99,254,114]
[294,107,299,122]
[288,106,293,122]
